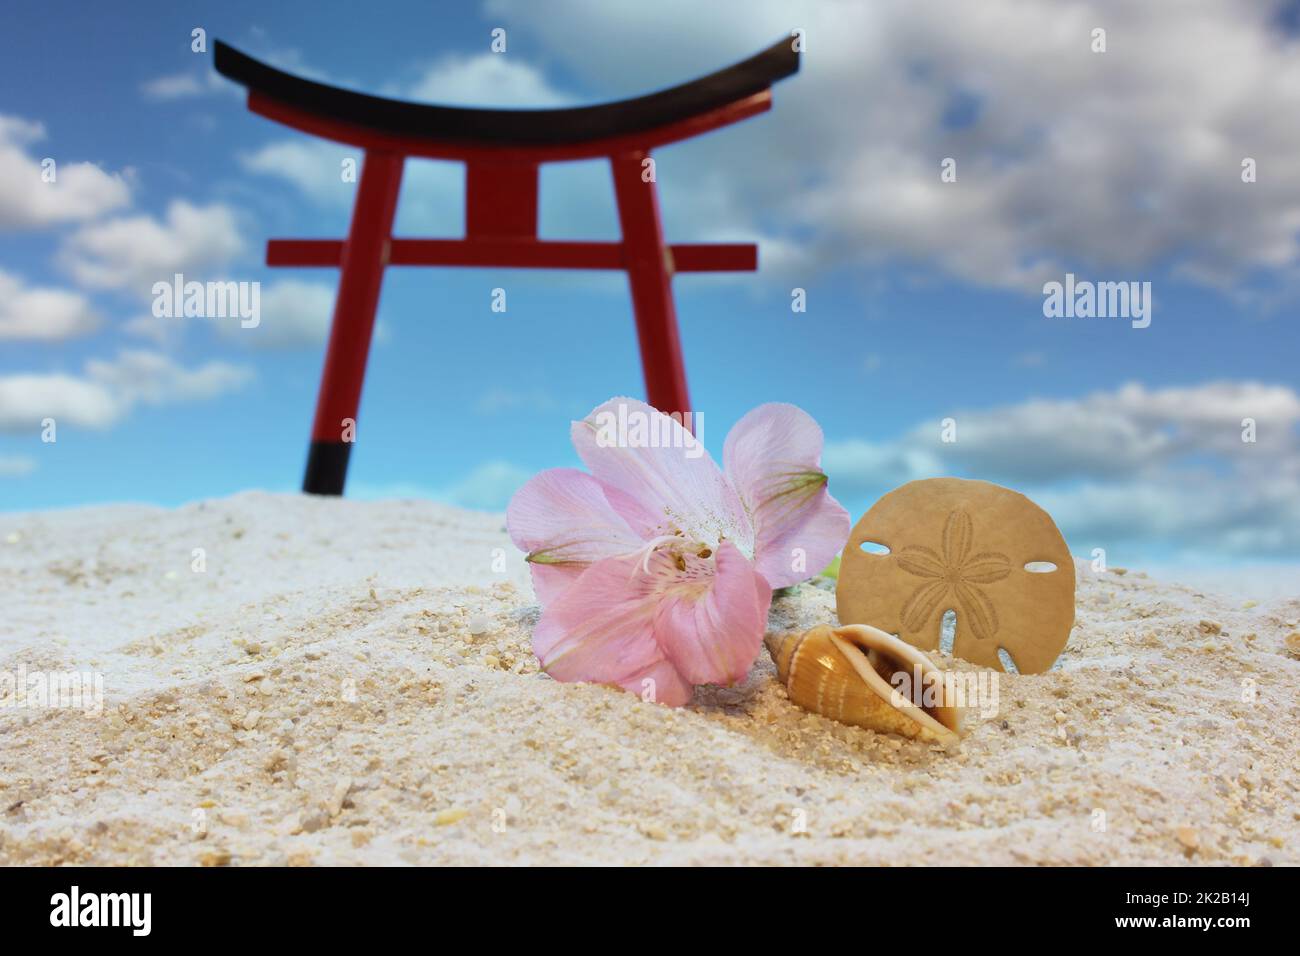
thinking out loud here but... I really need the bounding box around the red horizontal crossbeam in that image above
[266,238,757,272]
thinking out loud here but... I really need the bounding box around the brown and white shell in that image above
[765,624,962,743]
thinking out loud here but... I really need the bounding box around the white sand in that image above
[1,492,1296,866]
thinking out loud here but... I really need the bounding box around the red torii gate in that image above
[214,39,799,495]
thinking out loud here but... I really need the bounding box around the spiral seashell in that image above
[765,623,962,742]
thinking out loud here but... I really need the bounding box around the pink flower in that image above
[507,397,850,706]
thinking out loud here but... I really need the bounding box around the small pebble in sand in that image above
[1175,825,1200,852]
[641,823,670,841]
[1285,633,1300,658]
[329,778,353,818]
[435,808,468,826]
[241,709,261,730]
[1197,620,1222,635]
[468,613,493,636]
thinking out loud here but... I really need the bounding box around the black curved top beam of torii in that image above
[215,36,800,497]
[213,38,799,147]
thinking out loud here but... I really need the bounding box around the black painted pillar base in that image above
[302,440,353,496]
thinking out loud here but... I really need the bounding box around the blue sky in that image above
[1,0,1298,578]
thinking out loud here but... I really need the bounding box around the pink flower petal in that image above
[722,403,850,589]
[653,541,771,686]
[617,657,696,708]
[533,553,694,705]
[506,467,645,603]
[532,543,771,705]
[525,563,582,607]
[571,397,751,549]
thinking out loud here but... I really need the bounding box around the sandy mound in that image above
[1,492,1296,865]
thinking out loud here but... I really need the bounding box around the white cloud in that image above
[1033,477,1300,561]
[59,200,245,295]
[826,381,1300,490]
[352,460,533,512]
[124,279,382,350]
[0,371,117,431]
[488,0,1300,292]
[0,115,131,229]
[121,312,181,347]
[140,70,232,100]
[0,269,99,341]
[400,54,571,108]
[822,380,1300,560]
[219,279,337,349]
[84,350,252,406]
[0,350,252,433]
[437,461,533,510]
[238,140,358,208]
[0,456,37,478]
[238,139,463,235]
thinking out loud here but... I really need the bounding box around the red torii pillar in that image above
[215,39,800,495]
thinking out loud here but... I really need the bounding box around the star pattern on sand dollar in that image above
[896,509,1010,641]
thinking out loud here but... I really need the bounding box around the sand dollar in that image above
[836,478,1075,674]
